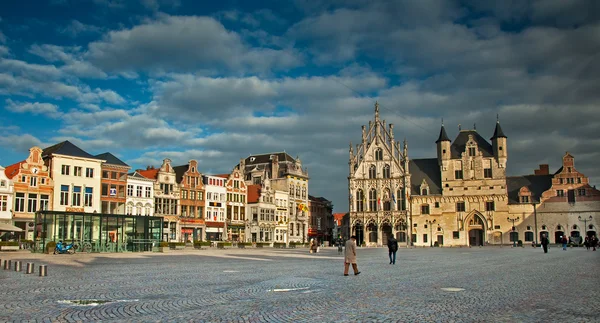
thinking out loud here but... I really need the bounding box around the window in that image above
[526,226,532,231]
[369,189,377,211]
[369,165,376,179]
[578,188,586,196]
[198,191,203,200]
[27,194,37,212]
[567,189,575,204]
[525,232,534,242]
[455,170,463,180]
[375,148,383,161]
[21,175,26,183]
[102,170,109,178]
[101,184,109,196]
[84,187,92,207]
[61,165,70,175]
[30,176,37,187]
[86,168,94,178]
[74,166,82,176]
[434,202,440,208]
[421,204,430,215]
[456,202,466,212]
[72,186,81,206]
[421,188,428,195]
[302,186,307,199]
[423,234,428,243]
[190,191,196,200]
[484,167,492,178]
[485,201,495,211]
[40,194,49,211]
[383,164,390,178]
[520,196,530,203]
[556,190,564,197]
[127,185,133,196]
[0,180,5,187]
[111,172,118,180]
[182,190,188,200]
[356,189,364,212]
[60,185,69,206]
[41,178,46,185]
[468,147,476,156]
[289,184,294,195]
[145,187,151,198]
[510,232,519,242]
[0,195,7,211]
[453,231,459,239]
[577,177,582,184]
[136,186,142,197]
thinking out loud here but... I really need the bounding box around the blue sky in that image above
[1,0,599,212]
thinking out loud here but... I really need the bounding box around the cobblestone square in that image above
[0,246,598,322]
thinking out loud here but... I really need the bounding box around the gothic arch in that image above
[463,210,487,231]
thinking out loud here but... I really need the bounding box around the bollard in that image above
[3,259,11,270]
[39,265,47,277]
[14,261,22,272]
[26,262,35,274]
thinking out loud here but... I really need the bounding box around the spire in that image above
[374,101,379,120]
[436,120,450,143]
[490,117,507,140]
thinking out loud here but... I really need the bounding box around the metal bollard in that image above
[39,265,47,277]
[14,261,22,272]
[3,259,11,270]
[26,263,35,274]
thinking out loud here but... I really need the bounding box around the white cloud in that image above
[0,45,9,56]
[4,99,62,118]
[58,20,103,38]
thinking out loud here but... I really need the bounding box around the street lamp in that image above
[532,201,539,246]
[578,216,593,237]
[426,219,436,247]
[507,216,520,247]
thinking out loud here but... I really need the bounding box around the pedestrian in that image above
[387,235,398,264]
[336,236,343,255]
[561,235,568,250]
[592,235,598,251]
[309,239,314,254]
[541,233,549,254]
[584,236,590,251]
[344,235,360,276]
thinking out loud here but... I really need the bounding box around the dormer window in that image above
[420,179,429,196]
[421,189,428,195]
[375,148,383,161]
[250,157,255,162]
[468,147,476,156]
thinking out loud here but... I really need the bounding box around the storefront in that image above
[205,221,224,241]
[227,222,246,242]
[180,218,205,242]
[35,211,163,252]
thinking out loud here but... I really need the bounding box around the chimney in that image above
[534,164,549,175]
[271,154,279,179]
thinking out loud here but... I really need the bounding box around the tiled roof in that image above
[409,158,442,195]
[506,175,553,204]
[138,168,159,180]
[245,152,296,165]
[94,152,130,167]
[4,160,25,179]
[214,174,229,179]
[42,140,99,159]
[128,171,152,180]
[247,184,262,203]
[450,130,494,158]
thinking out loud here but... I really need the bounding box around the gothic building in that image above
[348,102,410,246]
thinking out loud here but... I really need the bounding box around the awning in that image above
[0,223,24,232]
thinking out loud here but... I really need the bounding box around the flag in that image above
[378,198,381,210]
[392,193,396,205]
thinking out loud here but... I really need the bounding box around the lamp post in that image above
[507,216,520,247]
[532,201,539,246]
[578,215,592,237]
[426,219,436,247]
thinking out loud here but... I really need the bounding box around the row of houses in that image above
[0,141,334,244]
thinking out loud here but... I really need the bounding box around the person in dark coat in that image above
[387,235,399,264]
[541,234,549,254]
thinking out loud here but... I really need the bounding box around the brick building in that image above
[96,152,130,215]
[174,160,205,242]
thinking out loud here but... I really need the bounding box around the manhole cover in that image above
[58,299,138,306]
[441,288,465,292]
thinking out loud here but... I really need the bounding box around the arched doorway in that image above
[367,222,378,244]
[539,231,549,242]
[467,213,486,246]
[587,230,597,238]
[382,223,392,245]
[554,231,564,244]
[353,222,364,246]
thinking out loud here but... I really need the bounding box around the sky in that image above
[0,0,599,213]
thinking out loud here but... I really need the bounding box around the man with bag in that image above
[388,235,399,264]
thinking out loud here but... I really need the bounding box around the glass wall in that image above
[35,211,163,252]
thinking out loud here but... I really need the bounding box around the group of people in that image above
[538,233,598,253]
[330,235,399,276]
[584,235,598,251]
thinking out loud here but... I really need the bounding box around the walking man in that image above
[541,233,549,254]
[344,235,360,276]
[388,235,398,264]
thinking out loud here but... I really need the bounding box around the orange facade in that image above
[100,165,129,214]
[4,147,54,236]
[177,160,205,241]
[541,153,600,203]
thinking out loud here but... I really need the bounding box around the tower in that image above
[490,117,507,168]
[436,120,451,169]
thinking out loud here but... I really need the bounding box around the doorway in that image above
[382,223,392,245]
[554,231,564,244]
[469,229,484,246]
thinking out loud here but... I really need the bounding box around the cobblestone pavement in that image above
[1,246,598,322]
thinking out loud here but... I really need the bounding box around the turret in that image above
[490,116,507,167]
[436,120,451,166]
[389,124,394,158]
[349,142,355,178]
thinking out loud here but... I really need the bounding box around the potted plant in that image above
[238,242,252,249]
[216,242,232,249]
[158,241,169,252]
[0,241,19,251]
[45,241,57,254]
[193,240,211,249]
[273,242,286,249]
[169,242,186,250]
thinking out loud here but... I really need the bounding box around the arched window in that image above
[383,188,391,211]
[369,189,377,211]
[375,148,383,161]
[369,165,376,179]
[295,185,300,197]
[301,186,307,199]
[422,188,428,195]
[289,184,294,195]
[383,164,390,178]
[356,189,364,212]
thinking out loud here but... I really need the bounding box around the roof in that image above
[128,171,155,181]
[138,168,159,180]
[94,152,129,167]
[4,160,25,179]
[490,121,507,140]
[247,184,262,203]
[42,140,99,160]
[450,130,494,158]
[245,152,296,165]
[554,166,563,175]
[435,125,450,143]
[172,165,188,183]
[333,213,347,221]
[409,158,442,195]
[506,175,553,204]
[214,174,229,179]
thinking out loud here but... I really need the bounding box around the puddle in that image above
[440,288,465,292]
[223,270,239,273]
[58,299,138,306]
[270,287,310,292]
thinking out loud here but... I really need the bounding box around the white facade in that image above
[274,189,289,243]
[126,172,154,216]
[204,175,227,222]
[0,165,14,221]
[49,155,103,213]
